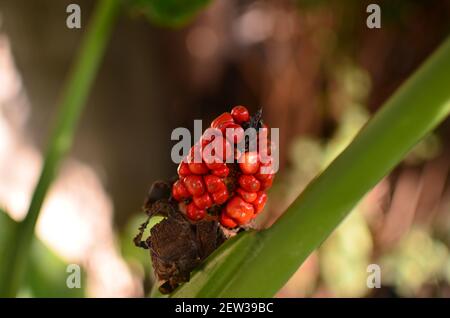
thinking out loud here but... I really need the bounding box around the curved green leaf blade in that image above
[0,0,122,297]
[172,36,450,297]
[0,209,19,292]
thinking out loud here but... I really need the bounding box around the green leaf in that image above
[132,0,212,27]
[0,210,19,290]
[0,0,122,297]
[171,231,258,297]
[171,36,450,297]
[379,228,449,296]
[24,239,85,297]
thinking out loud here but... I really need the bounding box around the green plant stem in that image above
[0,0,121,297]
[172,35,450,297]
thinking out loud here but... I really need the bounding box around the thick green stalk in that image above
[0,0,121,297]
[172,36,450,297]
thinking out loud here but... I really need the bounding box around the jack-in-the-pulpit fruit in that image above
[172,106,275,228]
[134,106,276,294]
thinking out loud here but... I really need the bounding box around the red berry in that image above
[255,169,272,181]
[236,188,257,203]
[212,188,229,205]
[188,162,209,175]
[184,145,203,167]
[239,151,260,174]
[225,196,254,220]
[260,174,274,190]
[201,128,219,146]
[172,180,190,201]
[204,175,226,193]
[177,162,191,177]
[231,106,250,124]
[186,202,206,221]
[258,147,276,168]
[193,192,213,209]
[253,191,267,214]
[202,136,233,163]
[255,159,275,180]
[217,137,233,161]
[205,161,227,171]
[217,121,237,135]
[212,165,229,178]
[211,112,234,131]
[220,211,238,228]
[202,149,224,167]
[235,209,254,225]
[257,129,270,155]
[183,175,205,196]
[174,106,275,228]
[224,123,244,144]
[238,175,261,192]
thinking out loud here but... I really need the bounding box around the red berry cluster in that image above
[171,106,275,229]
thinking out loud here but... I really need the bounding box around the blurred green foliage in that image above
[0,209,18,288]
[23,239,85,297]
[380,228,449,296]
[320,211,373,297]
[0,209,85,297]
[132,0,212,27]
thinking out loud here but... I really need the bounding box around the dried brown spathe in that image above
[134,181,226,294]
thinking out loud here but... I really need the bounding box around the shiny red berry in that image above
[211,112,234,132]
[183,175,205,196]
[204,175,226,193]
[188,162,209,175]
[224,123,244,144]
[239,151,260,174]
[255,159,275,180]
[260,174,274,190]
[255,169,272,181]
[257,129,270,156]
[172,180,191,201]
[225,196,254,220]
[231,106,250,124]
[177,162,191,177]
[236,188,257,203]
[220,211,238,228]
[212,188,229,205]
[238,175,261,192]
[201,127,219,146]
[253,191,267,214]
[186,144,203,163]
[205,161,227,171]
[186,202,206,221]
[259,151,276,169]
[235,209,254,225]
[202,150,224,168]
[202,136,232,163]
[193,192,213,209]
[212,165,230,178]
[217,137,233,161]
